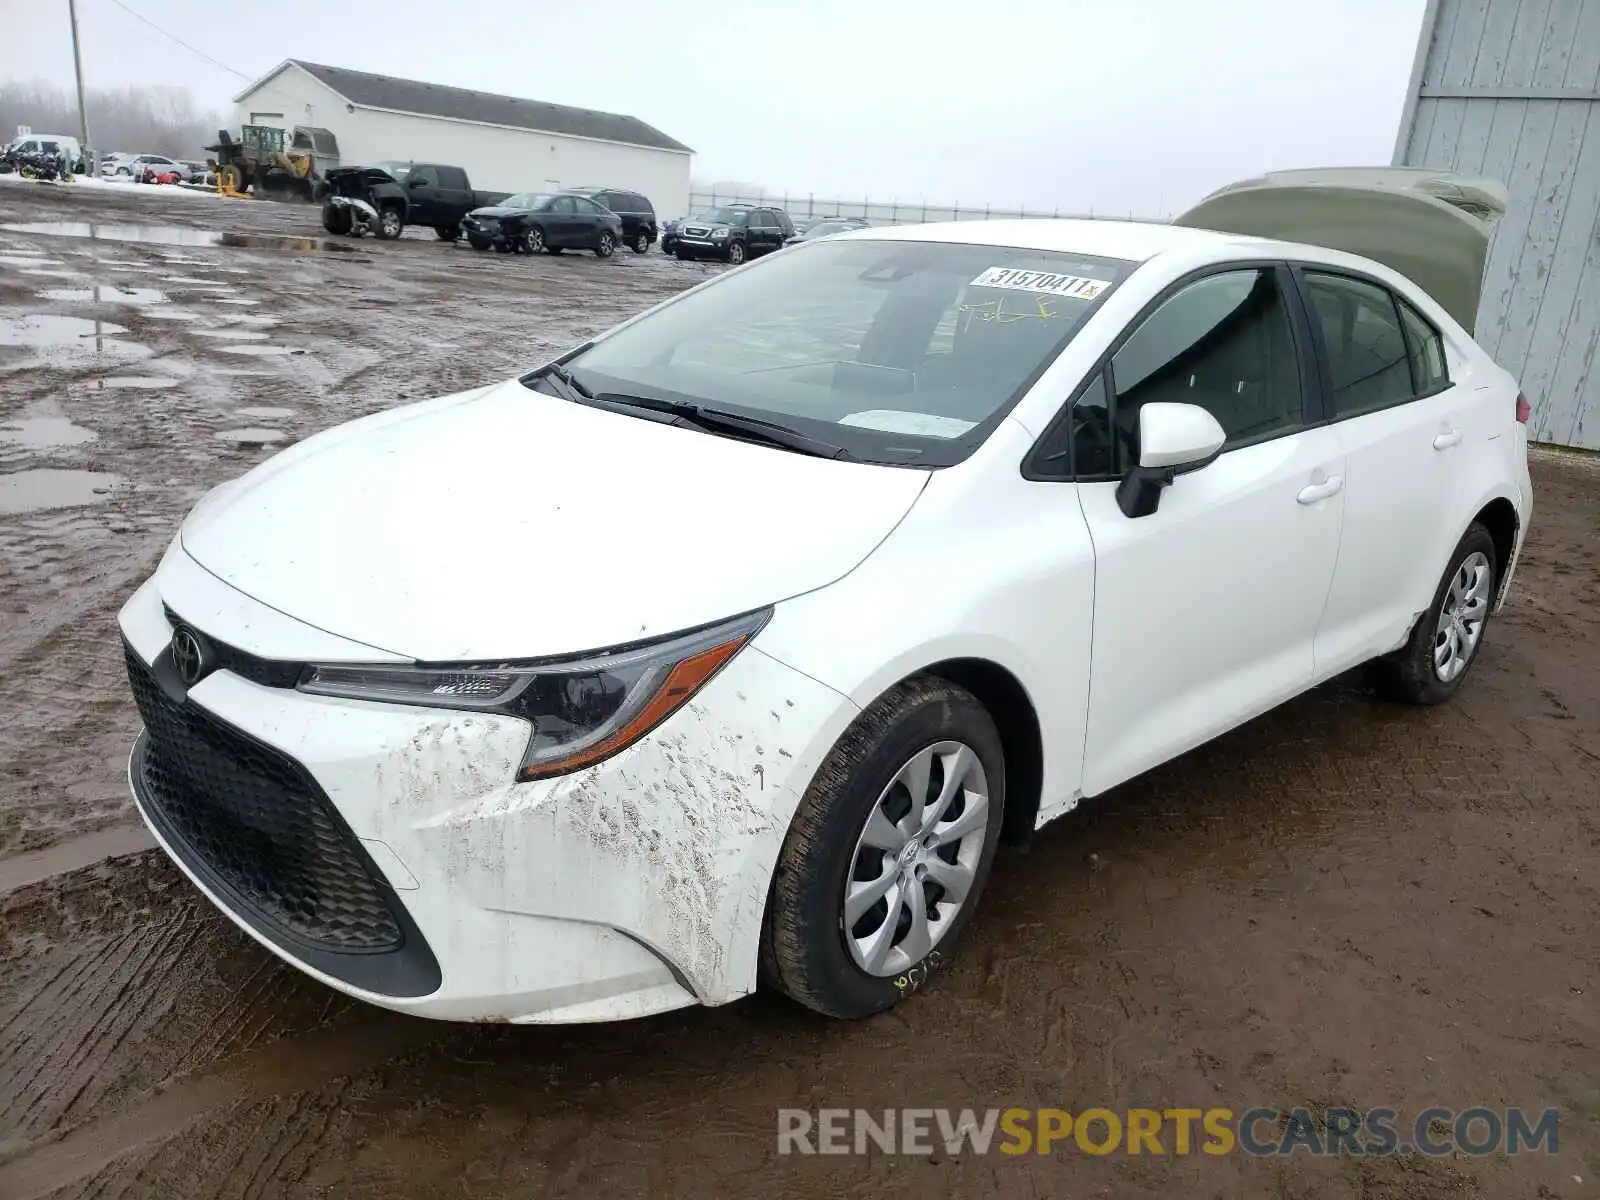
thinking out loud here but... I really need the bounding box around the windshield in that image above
[550,238,1133,467]
[698,208,751,227]
[504,192,553,210]
[371,160,411,180]
[805,220,858,238]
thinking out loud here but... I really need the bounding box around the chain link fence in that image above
[684,189,1166,226]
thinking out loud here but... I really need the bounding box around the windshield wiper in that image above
[594,393,852,460]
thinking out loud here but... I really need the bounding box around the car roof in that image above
[839,217,1274,263]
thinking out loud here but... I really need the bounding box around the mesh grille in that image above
[125,643,403,954]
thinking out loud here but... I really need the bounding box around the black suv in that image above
[673,204,795,265]
[570,187,657,254]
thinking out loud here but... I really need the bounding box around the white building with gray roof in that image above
[232,59,692,218]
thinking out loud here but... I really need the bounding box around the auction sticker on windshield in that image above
[970,267,1111,300]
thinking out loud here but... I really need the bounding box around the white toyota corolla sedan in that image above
[120,168,1532,1023]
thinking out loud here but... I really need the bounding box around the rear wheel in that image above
[1370,523,1498,705]
[631,231,650,254]
[761,675,1005,1019]
[595,230,616,258]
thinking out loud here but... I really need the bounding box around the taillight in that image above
[1515,391,1531,424]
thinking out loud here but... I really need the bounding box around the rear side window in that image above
[1397,299,1449,394]
[631,194,654,216]
[1302,272,1414,418]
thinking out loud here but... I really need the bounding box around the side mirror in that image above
[408,176,424,188]
[1115,402,1226,519]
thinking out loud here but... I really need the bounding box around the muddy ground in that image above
[0,179,1596,1199]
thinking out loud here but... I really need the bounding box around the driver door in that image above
[1075,264,1346,794]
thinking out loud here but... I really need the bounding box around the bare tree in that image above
[0,79,224,159]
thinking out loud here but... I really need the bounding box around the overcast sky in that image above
[2,0,1426,215]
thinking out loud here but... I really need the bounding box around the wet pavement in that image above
[0,182,1596,1199]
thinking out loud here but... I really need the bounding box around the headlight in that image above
[298,608,771,781]
[711,226,730,238]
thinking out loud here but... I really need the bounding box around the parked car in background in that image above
[321,162,509,241]
[569,187,658,254]
[461,191,624,257]
[674,204,795,264]
[4,134,81,174]
[786,216,871,245]
[130,154,190,182]
[114,169,1531,1027]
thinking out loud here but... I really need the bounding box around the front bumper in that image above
[673,238,729,258]
[117,545,857,1023]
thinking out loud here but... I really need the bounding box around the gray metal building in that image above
[1395,0,1600,448]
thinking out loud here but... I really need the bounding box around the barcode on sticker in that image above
[970,268,1110,300]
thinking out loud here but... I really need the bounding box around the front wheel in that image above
[322,204,352,236]
[375,205,404,240]
[1370,522,1499,705]
[522,226,546,255]
[595,230,616,258]
[725,240,746,265]
[761,675,1006,1019]
[435,223,460,241]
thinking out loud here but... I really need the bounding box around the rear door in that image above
[547,196,582,245]
[750,209,782,254]
[435,166,471,222]
[1296,267,1494,673]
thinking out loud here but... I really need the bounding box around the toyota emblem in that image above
[170,626,208,686]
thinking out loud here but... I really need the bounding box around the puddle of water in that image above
[140,309,200,321]
[18,268,85,279]
[0,254,61,268]
[194,329,268,341]
[38,285,168,305]
[232,406,295,419]
[86,376,174,390]
[215,427,287,444]
[0,416,98,448]
[1,222,221,247]
[216,344,302,357]
[0,469,121,515]
[0,314,130,347]
[0,222,359,255]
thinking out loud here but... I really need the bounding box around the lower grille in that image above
[124,642,402,954]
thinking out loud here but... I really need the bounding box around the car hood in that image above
[467,206,525,220]
[1173,166,1508,332]
[179,379,929,661]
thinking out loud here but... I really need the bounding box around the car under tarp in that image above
[1172,167,1509,333]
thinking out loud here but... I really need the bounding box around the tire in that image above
[468,235,490,251]
[322,204,352,236]
[1370,522,1498,705]
[546,246,563,256]
[725,240,746,265]
[376,205,404,240]
[761,675,1006,1019]
[595,230,616,258]
[435,223,460,241]
[675,249,690,261]
[218,165,242,193]
[523,225,546,255]
[631,231,650,254]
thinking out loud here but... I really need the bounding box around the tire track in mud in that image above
[0,1019,438,1200]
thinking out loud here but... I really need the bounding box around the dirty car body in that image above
[119,169,1533,1025]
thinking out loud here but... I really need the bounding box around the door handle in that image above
[1433,430,1462,450]
[1297,474,1344,505]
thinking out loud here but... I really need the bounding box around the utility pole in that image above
[67,0,93,172]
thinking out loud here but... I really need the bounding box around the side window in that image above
[1109,268,1303,470]
[1302,272,1414,417]
[552,196,577,213]
[437,166,467,189]
[634,195,655,218]
[409,165,438,188]
[1397,298,1449,394]
[576,197,605,214]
